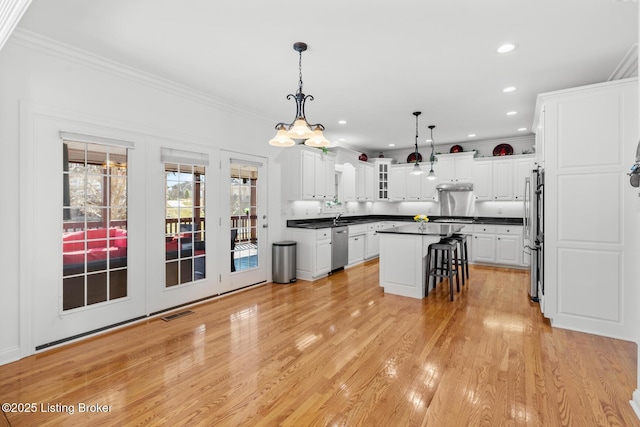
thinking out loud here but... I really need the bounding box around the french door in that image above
[219,151,268,293]
[29,123,146,350]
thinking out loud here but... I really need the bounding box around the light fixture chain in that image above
[298,50,304,92]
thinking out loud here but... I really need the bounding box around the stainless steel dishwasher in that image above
[331,226,349,272]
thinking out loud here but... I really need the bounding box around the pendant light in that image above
[427,125,437,180]
[269,42,330,148]
[410,112,424,175]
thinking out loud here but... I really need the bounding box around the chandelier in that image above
[427,125,437,180]
[269,42,330,148]
[410,112,424,175]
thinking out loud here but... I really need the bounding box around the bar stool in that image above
[448,233,470,285]
[425,239,460,301]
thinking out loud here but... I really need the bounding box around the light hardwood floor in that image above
[0,261,638,426]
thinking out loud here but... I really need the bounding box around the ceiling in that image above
[15,0,638,153]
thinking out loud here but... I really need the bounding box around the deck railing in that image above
[63,217,255,243]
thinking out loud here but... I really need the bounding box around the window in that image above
[165,163,206,286]
[230,163,259,272]
[62,141,128,310]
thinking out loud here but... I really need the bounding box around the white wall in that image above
[0,31,288,365]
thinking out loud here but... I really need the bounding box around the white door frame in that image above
[219,151,269,293]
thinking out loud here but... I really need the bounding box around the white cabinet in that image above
[323,155,336,200]
[316,239,332,275]
[286,146,337,201]
[435,156,455,182]
[389,165,407,201]
[513,157,534,200]
[341,163,356,202]
[390,164,438,201]
[405,166,422,200]
[532,79,638,335]
[288,228,333,280]
[492,159,514,201]
[375,159,392,201]
[365,222,382,259]
[348,235,365,265]
[472,225,496,263]
[435,152,475,183]
[471,225,523,267]
[472,155,535,201]
[348,223,367,265]
[356,162,374,201]
[495,232,521,265]
[473,160,493,201]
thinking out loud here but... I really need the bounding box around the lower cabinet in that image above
[471,225,524,267]
[365,230,379,259]
[288,228,333,281]
[316,239,332,275]
[472,232,496,263]
[348,234,365,265]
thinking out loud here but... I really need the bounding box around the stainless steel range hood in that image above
[437,182,474,217]
[436,182,474,192]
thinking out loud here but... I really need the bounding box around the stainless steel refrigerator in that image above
[524,167,544,304]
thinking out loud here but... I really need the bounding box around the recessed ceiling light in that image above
[338,120,347,124]
[503,86,516,93]
[388,143,395,147]
[497,43,517,54]
[518,127,527,131]
[506,111,518,116]
[468,134,476,138]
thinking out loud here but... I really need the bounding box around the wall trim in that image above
[0,0,31,51]
[630,390,640,420]
[609,43,638,81]
[0,345,21,366]
[8,28,273,125]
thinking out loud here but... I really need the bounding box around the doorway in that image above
[219,152,268,293]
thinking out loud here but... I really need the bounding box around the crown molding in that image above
[8,28,274,124]
[609,43,638,81]
[0,0,31,51]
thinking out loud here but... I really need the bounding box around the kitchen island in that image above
[377,223,463,299]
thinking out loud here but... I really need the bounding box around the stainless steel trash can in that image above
[273,241,297,283]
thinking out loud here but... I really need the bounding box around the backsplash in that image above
[283,200,524,221]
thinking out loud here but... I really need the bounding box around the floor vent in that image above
[161,310,194,322]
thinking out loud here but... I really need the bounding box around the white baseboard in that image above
[0,346,21,367]
[630,390,640,420]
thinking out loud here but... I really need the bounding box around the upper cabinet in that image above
[355,162,375,201]
[434,152,475,183]
[389,164,407,201]
[492,159,514,201]
[389,164,438,201]
[473,155,535,201]
[374,159,392,201]
[473,160,493,201]
[513,157,535,200]
[285,146,337,201]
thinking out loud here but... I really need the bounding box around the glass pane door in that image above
[164,163,206,287]
[220,152,267,293]
[230,163,258,272]
[62,142,128,311]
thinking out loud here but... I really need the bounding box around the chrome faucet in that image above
[333,213,343,226]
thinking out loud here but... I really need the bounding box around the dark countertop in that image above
[377,223,464,236]
[286,215,523,229]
